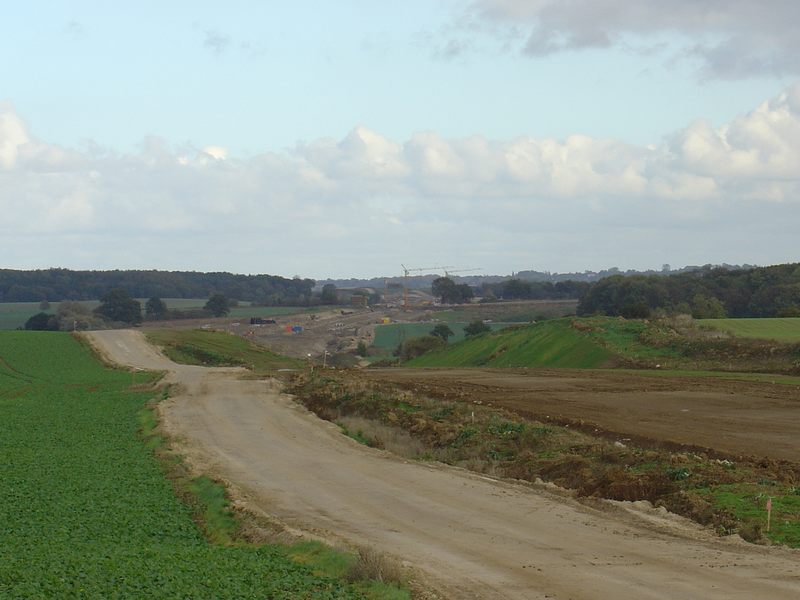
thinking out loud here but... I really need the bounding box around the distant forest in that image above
[577,263,800,319]
[0,269,315,306]
[3,263,799,319]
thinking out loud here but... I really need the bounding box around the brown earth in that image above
[86,330,800,600]
[361,368,800,461]
[142,306,392,360]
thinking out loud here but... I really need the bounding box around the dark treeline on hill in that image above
[0,269,315,305]
[578,263,800,318]
[478,279,591,301]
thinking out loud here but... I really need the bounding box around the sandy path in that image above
[88,330,800,600]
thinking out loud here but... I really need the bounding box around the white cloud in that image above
[0,102,30,169]
[1,85,799,275]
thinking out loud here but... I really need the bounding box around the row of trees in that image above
[433,263,800,318]
[1,269,315,305]
[430,276,591,304]
[479,279,591,301]
[577,263,800,319]
[25,290,234,330]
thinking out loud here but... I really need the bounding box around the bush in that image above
[464,320,490,337]
[397,335,445,361]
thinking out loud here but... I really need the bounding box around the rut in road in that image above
[87,330,800,600]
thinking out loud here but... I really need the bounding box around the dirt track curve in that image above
[87,330,800,600]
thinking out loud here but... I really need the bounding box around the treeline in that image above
[478,279,592,301]
[0,269,315,305]
[577,263,800,318]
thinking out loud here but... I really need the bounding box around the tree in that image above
[501,278,532,300]
[431,277,474,304]
[430,323,454,342]
[94,288,142,325]
[464,320,490,337]
[204,294,231,317]
[321,284,338,305]
[356,341,368,357]
[397,335,445,361]
[691,294,726,319]
[145,296,168,320]
[24,312,58,331]
[620,302,651,319]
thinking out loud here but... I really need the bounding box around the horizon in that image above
[0,259,777,283]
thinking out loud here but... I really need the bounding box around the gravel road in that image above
[87,330,800,600]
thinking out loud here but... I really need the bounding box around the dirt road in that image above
[364,368,800,461]
[88,330,800,599]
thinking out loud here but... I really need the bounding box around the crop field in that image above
[0,332,361,598]
[698,317,800,341]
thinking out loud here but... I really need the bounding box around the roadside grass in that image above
[0,331,364,598]
[337,416,427,459]
[290,371,800,548]
[140,331,413,598]
[695,484,800,545]
[146,328,302,375]
[698,317,800,342]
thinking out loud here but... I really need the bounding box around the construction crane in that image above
[443,267,482,278]
[400,264,453,310]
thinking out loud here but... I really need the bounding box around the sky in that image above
[2,0,799,279]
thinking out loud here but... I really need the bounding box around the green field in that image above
[405,319,615,368]
[0,332,362,598]
[372,322,512,352]
[698,317,800,342]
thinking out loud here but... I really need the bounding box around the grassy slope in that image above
[0,332,359,598]
[406,319,615,368]
[372,322,511,351]
[699,317,800,342]
[146,329,302,375]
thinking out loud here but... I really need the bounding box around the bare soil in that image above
[87,331,800,600]
[362,368,800,461]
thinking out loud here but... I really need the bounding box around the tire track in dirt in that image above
[87,330,800,600]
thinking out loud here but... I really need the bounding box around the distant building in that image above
[350,295,368,308]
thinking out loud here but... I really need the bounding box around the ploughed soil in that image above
[360,368,800,461]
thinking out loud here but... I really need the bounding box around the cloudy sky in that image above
[2,1,799,279]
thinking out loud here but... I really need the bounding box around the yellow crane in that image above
[400,264,453,310]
